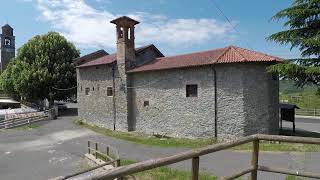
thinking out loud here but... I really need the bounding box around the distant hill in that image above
[280,80,317,94]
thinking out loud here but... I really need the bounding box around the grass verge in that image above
[74,119,215,148]
[74,119,320,152]
[234,141,320,152]
[119,159,217,180]
[286,175,305,180]
[15,123,40,130]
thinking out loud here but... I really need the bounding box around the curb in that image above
[295,115,320,119]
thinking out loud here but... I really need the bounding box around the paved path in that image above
[0,110,320,180]
[283,117,320,134]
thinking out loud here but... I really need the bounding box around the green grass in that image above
[75,119,320,152]
[286,175,306,180]
[279,80,317,94]
[279,80,320,109]
[119,159,217,180]
[280,91,320,109]
[74,119,216,148]
[235,141,320,152]
[15,123,40,130]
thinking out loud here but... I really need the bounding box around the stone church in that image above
[76,16,281,139]
[0,24,15,73]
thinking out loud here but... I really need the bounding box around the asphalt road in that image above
[282,117,320,134]
[0,107,320,180]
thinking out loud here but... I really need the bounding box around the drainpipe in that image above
[112,64,117,131]
[213,67,218,139]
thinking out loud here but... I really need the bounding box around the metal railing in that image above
[295,108,320,117]
[77,134,320,180]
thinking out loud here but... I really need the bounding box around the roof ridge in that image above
[230,46,247,61]
[215,46,232,63]
[232,46,279,60]
[156,47,227,60]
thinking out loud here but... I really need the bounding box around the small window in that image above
[144,101,149,107]
[186,84,198,97]
[107,87,113,97]
[81,86,83,92]
[85,88,90,96]
[4,38,11,45]
[92,86,95,91]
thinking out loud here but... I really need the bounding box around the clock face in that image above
[4,38,11,46]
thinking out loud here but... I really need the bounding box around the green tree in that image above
[268,0,320,87]
[0,32,80,105]
[0,60,17,97]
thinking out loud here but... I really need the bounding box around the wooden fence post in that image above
[192,157,199,180]
[116,159,121,167]
[106,146,110,156]
[88,141,90,154]
[95,142,98,159]
[251,139,259,180]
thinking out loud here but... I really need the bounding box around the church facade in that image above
[0,24,15,73]
[76,16,281,139]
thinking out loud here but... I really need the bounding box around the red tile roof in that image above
[77,53,116,68]
[74,49,109,65]
[76,44,161,68]
[128,46,282,73]
[77,45,282,70]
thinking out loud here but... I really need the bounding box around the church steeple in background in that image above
[0,24,15,73]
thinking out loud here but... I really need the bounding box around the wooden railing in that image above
[78,134,320,180]
[87,140,120,167]
[52,141,121,180]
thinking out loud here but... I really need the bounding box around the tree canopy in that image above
[268,0,320,87]
[0,32,80,103]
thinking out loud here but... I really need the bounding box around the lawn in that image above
[14,123,40,130]
[120,159,216,180]
[74,119,320,152]
[279,80,320,109]
[74,119,216,148]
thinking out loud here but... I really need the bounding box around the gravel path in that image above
[0,107,319,180]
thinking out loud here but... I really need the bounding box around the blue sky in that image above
[0,0,300,58]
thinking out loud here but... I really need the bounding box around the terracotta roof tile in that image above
[74,49,109,65]
[77,44,159,68]
[77,53,116,68]
[128,46,282,73]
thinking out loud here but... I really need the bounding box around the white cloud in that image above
[28,0,236,49]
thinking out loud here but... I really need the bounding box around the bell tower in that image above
[110,16,139,131]
[111,16,139,69]
[0,24,15,73]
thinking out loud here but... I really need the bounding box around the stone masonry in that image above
[76,16,280,140]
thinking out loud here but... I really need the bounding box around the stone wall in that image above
[242,63,279,136]
[77,62,279,139]
[131,66,216,138]
[131,63,278,139]
[216,64,246,139]
[77,65,115,129]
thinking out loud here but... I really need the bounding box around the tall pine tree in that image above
[268,0,320,87]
